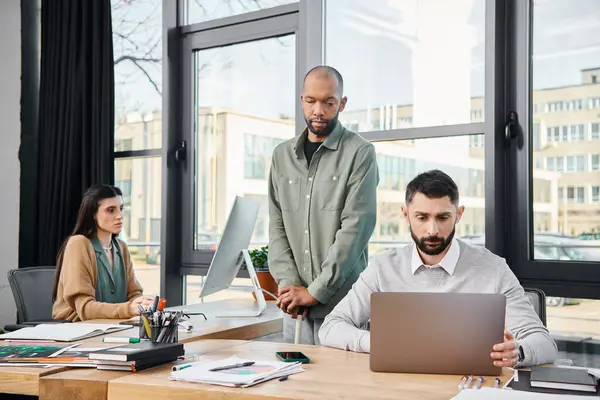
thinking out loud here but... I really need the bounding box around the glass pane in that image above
[115,157,162,297]
[547,298,600,344]
[531,0,600,259]
[192,35,295,252]
[369,134,488,255]
[184,0,297,25]
[325,0,485,131]
[185,276,253,305]
[112,0,162,151]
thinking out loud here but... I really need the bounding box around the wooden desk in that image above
[107,340,513,400]
[85,298,283,344]
[0,365,67,396]
[0,298,281,398]
[39,340,249,400]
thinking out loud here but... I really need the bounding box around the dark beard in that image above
[304,112,339,137]
[410,226,456,256]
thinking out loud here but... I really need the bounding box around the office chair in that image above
[4,267,70,331]
[524,287,547,327]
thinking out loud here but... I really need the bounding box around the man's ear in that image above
[401,205,409,221]
[339,96,347,112]
[456,205,465,223]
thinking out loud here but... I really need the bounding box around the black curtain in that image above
[35,0,115,266]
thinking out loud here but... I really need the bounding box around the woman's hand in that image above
[129,295,155,315]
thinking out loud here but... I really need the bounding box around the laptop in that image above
[370,292,506,376]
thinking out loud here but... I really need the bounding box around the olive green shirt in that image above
[91,236,128,304]
[268,122,378,318]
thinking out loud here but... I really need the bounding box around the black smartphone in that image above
[276,351,310,363]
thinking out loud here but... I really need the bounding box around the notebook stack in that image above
[529,366,598,394]
[0,344,100,367]
[169,355,305,388]
[88,341,184,372]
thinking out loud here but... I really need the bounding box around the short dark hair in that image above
[405,170,459,205]
[303,65,344,97]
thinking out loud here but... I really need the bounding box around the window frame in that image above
[507,0,600,299]
[177,3,304,275]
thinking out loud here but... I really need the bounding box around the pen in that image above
[157,298,167,311]
[150,296,159,312]
[102,337,147,343]
[494,378,501,388]
[172,363,194,371]
[209,361,255,372]
[474,376,484,389]
[464,375,473,389]
[458,376,468,390]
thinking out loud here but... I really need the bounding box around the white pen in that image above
[172,361,200,371]
[102,337,148,343]
[464,375,474,389]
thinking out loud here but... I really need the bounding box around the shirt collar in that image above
[293,121,345,158]
[411,238,460,276]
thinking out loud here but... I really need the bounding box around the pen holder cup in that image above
[150,324,178,344]
[139,312,179,344]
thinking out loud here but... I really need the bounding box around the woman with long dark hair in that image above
[52,184,154,321]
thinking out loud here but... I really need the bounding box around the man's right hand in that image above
[129,296,154,316]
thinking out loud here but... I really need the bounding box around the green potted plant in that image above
[244,246,278,301]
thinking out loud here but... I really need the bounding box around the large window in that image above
[112,0,163,151]
[114,157,162,298]
[179,10,298,303]
[190,35,295,252]
[531,0,600,246]
[370,135,488,256]
[326,0,485,131]
[112,0,163,297]
[510,0,600,340]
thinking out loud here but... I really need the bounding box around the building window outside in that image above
[567,186,585,204]
[592,154,599,171]
[592,186,600,203]
[591,123,599,140]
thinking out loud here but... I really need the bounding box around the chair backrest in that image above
[8,267,56,323]
[524,287,547,326]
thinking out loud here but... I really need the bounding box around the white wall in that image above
[0,0,21,326]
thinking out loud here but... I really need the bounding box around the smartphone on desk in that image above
[276,351,310,363]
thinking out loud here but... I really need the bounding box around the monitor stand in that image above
[215,249,267,318]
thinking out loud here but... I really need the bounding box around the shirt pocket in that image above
[315,173,346,211]
[279,176,301,211]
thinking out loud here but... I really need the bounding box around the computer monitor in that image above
[198,196,260,299]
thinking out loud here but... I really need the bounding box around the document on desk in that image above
[169,356,304,388]
[451,387,591,399]
[0,324,131,342]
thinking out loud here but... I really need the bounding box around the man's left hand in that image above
[490,329,519,367]
[276,285,318,313]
